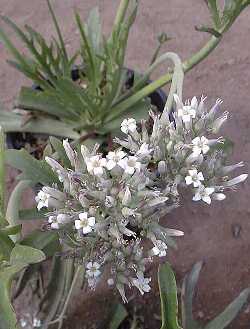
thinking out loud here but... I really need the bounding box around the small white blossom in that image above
[185,169,204,187]
[33,318,41,327]
[118,156,141,174]
[137,143,152,157]
[86,261,101,278]
[106,149,126,170]
[192,136,210,155]
[132,272,151,295]
[178,103,196,123]
[48,216,59,229]
[212,193,226,201]
[75,212,95,234]
[193,185,215,204]
[121,118,137,134]
[107,278,114,286]
[35,190,50,210]
[152,240,168,257]
[86,155,107,176]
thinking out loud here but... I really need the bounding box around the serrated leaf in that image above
[158,262,182,329]
[10,244,46,265]
[204,288,250,329]
[5,149,59,185]
[181,262,202,329]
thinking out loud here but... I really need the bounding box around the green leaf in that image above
[17,87,76,119]
[10,244,46,265]
[0,225,22,236]
[19,207,47,221]
[158,262,182,329]
[102,97,151,134]
[206,0,221,28]
[204,288,250,329]
[20,230,60,257]
[0,263,26,329]
[6,180,32,242]
[49,136,71,168]
[5,149,59,185]
[0,231,15,261]
[86,7,102,55]
[181,262,202,329]
[108,303,128,329]
[0,110,79,139]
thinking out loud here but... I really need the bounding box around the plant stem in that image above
[109,35,221,122]
[0,127,5,227]
[182,35,221,73]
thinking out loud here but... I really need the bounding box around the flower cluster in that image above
[36,95,247,301]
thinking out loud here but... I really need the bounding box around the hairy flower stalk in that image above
[36,95,247,301]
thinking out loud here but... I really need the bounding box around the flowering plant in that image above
[35,88,247,302]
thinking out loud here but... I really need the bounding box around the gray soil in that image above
[0,0,250,328]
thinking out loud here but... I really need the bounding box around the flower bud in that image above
[158,161,167,174]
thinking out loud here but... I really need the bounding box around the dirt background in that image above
[0,0,250,328]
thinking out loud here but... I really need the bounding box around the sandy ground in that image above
[0,0,250,328]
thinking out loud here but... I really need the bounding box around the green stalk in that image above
[113,0,130,31]
[46,0,68,61]
[6,180,32,242]
[0,127,5,227]
[182,35,221,73]
[108,52,184,122]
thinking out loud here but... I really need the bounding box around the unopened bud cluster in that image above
[36,94,247,301]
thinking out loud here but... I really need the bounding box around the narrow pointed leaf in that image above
[158,262,182,329]
[204,288,250,329]
[181,262,203,329]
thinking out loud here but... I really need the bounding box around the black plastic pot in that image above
[6,67,168,157]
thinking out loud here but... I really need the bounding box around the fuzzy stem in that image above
[0,127,5,227]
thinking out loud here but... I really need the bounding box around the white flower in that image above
[63,139,76,166]
[75,212,95,234]
[33,318,41,327]
[193,185,215,204]
[137,143,152,157]
[48,216,59,229]
[86,155,107,176]
[212,193,226,201]
[107,278,114,286]
[35,190,50,210]
[121,118,137,134]
[86,261,101,278]
[185,169,204,187]
[106,149,126,170]
[152,240,168,257]
[132,272,151,295]
[118,156,141,174]
[192,136,210,155]
[178,104,196,123]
